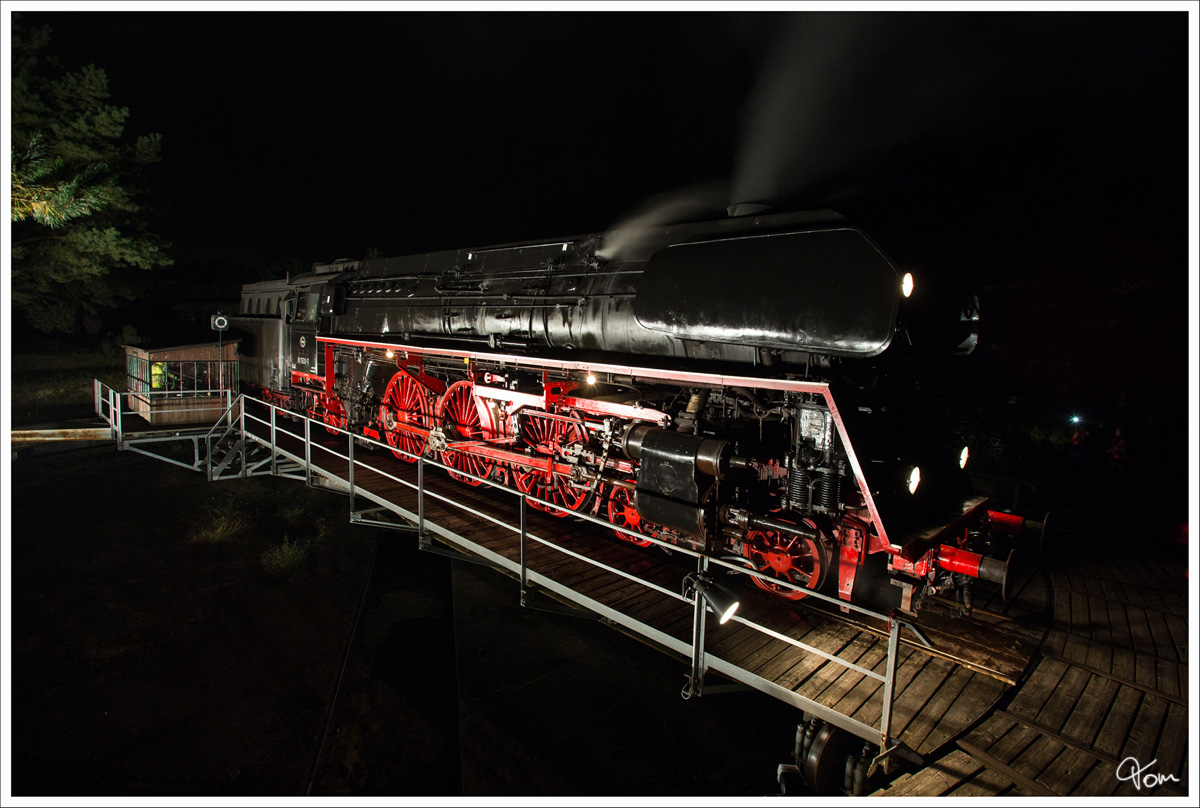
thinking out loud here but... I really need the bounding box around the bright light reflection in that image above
[907,466,921,495]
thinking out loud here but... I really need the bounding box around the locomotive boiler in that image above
[229,208,1013,614]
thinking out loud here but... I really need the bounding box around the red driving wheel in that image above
[513,415,590,516]
[378,371,431,462]
[436,381,496,486]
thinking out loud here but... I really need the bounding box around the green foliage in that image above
[10,13,173,333]
[190,496,247,543]
[11,131,112,227]
[260,536,310,578]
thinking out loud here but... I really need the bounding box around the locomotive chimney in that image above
[726,202,773,217]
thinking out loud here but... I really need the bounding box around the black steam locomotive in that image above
[228,208,1013,614]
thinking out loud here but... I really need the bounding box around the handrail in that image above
[203,391,242,481]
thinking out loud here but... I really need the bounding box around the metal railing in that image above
[229,393,919,768]
[94,379,235,472]
[90,377,921,770]
[124,356,240,401]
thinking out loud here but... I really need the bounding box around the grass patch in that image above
[276,502,311,529]
[260,536,309,579]
[190,495,247,543]
[11,346,126,410]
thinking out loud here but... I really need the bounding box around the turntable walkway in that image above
[871,525,1190,797]
[222,398,1046,771]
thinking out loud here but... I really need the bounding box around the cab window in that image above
[294,292,319,323]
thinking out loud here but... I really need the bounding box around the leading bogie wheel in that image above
[743,520,830,600]
[322,395,348,434]
[607,485,657,546]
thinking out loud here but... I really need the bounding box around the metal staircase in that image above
[93,380,300,482]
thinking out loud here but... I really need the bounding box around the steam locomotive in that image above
[228,208,1015,614]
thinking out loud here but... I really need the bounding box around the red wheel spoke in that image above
[607,486,655,546]
[379,372,430,462]
[743,525,828,601]
[437,381,495,486]
[514,413,589,515]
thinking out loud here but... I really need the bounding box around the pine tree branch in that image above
[13,235,72,246]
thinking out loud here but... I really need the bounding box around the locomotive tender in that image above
[230,208,1013,614]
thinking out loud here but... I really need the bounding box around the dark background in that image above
[18,11,1190,273]
[4,7,1195,798]
[17,6,1193,501]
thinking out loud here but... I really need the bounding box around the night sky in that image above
[10,9,1190,270]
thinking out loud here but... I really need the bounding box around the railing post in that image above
[880,612,901,753]
[270,404,278,476]
[685,555,709,699]
[238,395,247,478]
[112,387,123,447]
[304,414,312,488]
[519,495,528,605]
[417,455,426,544]
[348,428,356,515]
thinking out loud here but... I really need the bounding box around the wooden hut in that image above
[124,340,241,426]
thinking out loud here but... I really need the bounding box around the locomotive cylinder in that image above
[621,424,730,479]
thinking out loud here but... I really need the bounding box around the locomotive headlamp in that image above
[906,465,921,495]
[586,372,597,385]
[959,446,970,469]
[901,272,914,298]
[385,349,395,359]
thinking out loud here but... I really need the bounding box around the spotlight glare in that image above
[907,466,921,495]
[959,446,970,469]
[717,599,739,625]
[901,272,914,298]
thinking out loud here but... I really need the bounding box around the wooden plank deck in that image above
[872,528,1190,798]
